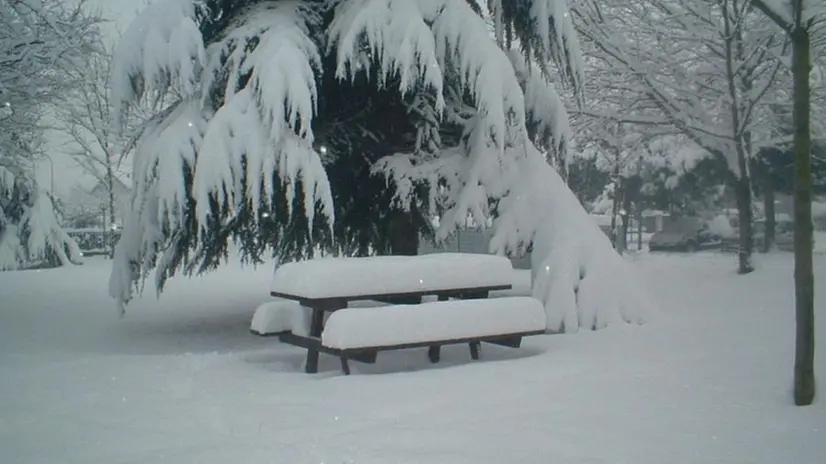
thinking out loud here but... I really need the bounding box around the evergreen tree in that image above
[109,0,654,334]
[753,142,826,250]
[643,156,734,216]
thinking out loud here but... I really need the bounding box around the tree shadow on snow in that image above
[106,308,274,355]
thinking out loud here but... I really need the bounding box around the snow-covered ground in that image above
[1,252,824,463]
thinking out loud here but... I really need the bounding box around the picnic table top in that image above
[270,253,514,302]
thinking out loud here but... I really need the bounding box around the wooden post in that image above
[469,342,481,360]
[305,308,325,374]
[304,299,346,374]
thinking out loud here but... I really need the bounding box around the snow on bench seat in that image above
[250,300,310,336]
[270,253,514,300]
[321,296,547,350]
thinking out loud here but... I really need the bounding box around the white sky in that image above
[37,0,142,197]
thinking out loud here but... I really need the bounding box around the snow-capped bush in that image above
[707,215,736,239]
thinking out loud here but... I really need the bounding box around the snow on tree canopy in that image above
[108,0,652,332]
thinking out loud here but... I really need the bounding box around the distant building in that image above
[641,209,669,233]
[89,172,131,228]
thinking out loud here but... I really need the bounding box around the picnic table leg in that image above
[305,308,325,374]
[464,290,489,300]
[426,294,451,363]
[428,345,441,363]
[340,356,351,375]
[469,341,481,360]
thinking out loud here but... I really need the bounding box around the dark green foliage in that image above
[495,0,579,88]
[566,156,611,206]
[152,0,442,282]
[120,0,576,294]
[0,182,70,269]
[642,156,733,216]
[0,179,32,229]
[752,142,826,197]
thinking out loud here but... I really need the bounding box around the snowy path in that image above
[0,253,824,463]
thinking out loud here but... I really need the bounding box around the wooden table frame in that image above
[270,284,512,373]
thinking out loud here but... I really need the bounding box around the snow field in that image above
[0,252,824,463]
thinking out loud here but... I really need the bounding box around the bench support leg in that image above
[486,337,523,348]
[305,308,325,374]
[469,341,481,360]
[462,291,488,300]
[340,357,351,376]
[428,345,441,363]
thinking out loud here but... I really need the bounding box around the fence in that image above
[65,229,122,256]
[418,229,532,270]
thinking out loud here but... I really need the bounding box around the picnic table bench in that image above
[258,253,547,374]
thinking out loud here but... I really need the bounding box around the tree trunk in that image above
[610,186,618,250]
[387,209,419,256]
[721,1,754,274]
[735,173,754,273]
[609,207,618,249]
[636,156,644,252]
[763,176,776,252]
[791,22,815,406]
[100,206,107,253]
[620,180,632,253]
[636,205,644,252]
[610,153,621,251]
[106,163,116,259]
[386,209,421,304]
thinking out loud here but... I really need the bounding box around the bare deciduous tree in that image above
[57,44,128,257]
[573,0,786,274]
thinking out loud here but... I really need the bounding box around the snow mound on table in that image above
[250,301,310,336]
[321,296,546,350]
[271,253,513,299]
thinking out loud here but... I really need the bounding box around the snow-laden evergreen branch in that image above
[195,2,332,231]
[110,1,334,305]
[507,49,572,165]
[329,0,446,111]
[332,0,529,231]
[109,99,205,312]
[491,143,655,332]
[487,0,585,94]
[109,0,206,132]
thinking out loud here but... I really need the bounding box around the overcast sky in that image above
[37,0,141,196]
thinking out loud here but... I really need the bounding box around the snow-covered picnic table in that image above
[262,253,546,374]
[269,252,515,302]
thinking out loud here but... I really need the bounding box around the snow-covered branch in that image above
[751,0,794,30]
